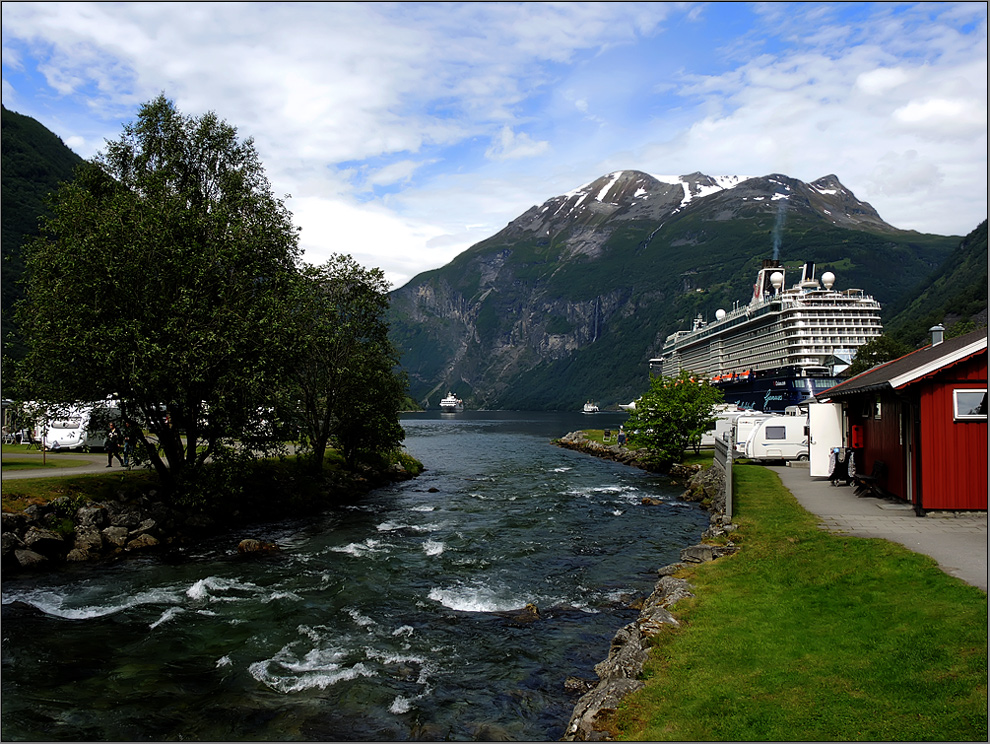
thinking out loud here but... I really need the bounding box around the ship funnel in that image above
[929,324,945,346]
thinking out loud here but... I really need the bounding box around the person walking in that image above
[105,421,125,467]
[121,421,137,467]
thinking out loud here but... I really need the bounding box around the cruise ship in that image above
[653,260,883,412]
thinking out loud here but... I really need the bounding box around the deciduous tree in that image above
[624,370,723,469]
[289,255,406,472]
[15,95,301,490]
[845,335,912,377]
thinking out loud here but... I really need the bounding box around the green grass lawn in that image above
[2,456,93,471]
[609,463,988,742]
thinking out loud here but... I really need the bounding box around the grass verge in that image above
[608,463,988,742]
[2,456,93,471]
[1,470,161,513]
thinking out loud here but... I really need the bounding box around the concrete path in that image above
[768,464,988,592]
[1,452,127,481]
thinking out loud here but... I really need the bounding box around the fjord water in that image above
[1,411,707,741]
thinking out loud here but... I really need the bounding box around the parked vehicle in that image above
[699,405,754,447]
[743,414,810,462]
[33,401,120,451]
[732,413,773,455]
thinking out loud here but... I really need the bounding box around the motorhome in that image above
[743,414,810,462]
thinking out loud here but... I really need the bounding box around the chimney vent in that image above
[929,324,945,346]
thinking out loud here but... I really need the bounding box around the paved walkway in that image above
[1,452,126,480]
[768,464,988,592]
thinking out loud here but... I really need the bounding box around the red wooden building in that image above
[816,327,987,513]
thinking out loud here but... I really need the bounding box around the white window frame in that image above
[953,389,987,421]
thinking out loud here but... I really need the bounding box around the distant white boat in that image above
[439,392,464,412]
[582,401,600,414]
[619,400,637,411]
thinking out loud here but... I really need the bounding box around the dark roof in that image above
[818,328,988,400]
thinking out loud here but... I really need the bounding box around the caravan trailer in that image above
[743,414,810,462]
[732,413,772,456]
[699,406,754,447]
[36,402,120,451]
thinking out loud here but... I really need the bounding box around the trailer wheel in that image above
[796,453,809,461]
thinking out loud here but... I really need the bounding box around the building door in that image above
[809,402,843,477]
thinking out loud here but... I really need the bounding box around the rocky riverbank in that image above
[555,430,738,741]
[1,462,419,574]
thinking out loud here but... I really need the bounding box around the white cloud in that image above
[485,126,550,161]
[893,97,987,137]
[1,1,986,281]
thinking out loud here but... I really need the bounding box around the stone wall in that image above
[559,436,737,741]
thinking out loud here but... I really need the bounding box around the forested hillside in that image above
[389,171,963,410]
[884,220,988,347]
[2,105,86,357]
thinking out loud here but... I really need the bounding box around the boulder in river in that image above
[237,538,280,556]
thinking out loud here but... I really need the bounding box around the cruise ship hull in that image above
[713,368,843,412]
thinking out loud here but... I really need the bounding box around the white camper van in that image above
[743,414,810,462]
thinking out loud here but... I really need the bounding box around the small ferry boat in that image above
[583,401,600,414]
[439,392,464,412]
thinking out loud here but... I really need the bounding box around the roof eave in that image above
[889,338,987,389]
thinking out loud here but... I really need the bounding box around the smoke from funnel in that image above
[771,198,788,260]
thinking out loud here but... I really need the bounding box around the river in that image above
[1,411,708,741]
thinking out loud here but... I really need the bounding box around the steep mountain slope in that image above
[884,220,988,347]
[2,105,86,357]
[389,171,960,410]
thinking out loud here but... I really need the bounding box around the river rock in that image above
[130,519,157,538]
[593,623,649,682]
[503,602,541,624]
[126,533,160,551]
[2,532,26,566]
[72,526,104,556]
[237,538,279,555]
[102,526,130,549]
[22,526,66,557]
[75,505,109,529]
[657,562,685,577]
[680,544,715,563]
[21,504,44,525]
[564,678,646,741]
[14,548,48,569]
[565,676,596,694]
[2,511,26,535]
[109,509,142,530]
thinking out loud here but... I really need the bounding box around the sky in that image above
[2,2,987,289]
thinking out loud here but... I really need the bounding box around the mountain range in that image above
[2,107,985,411]
[388,170,982,410]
